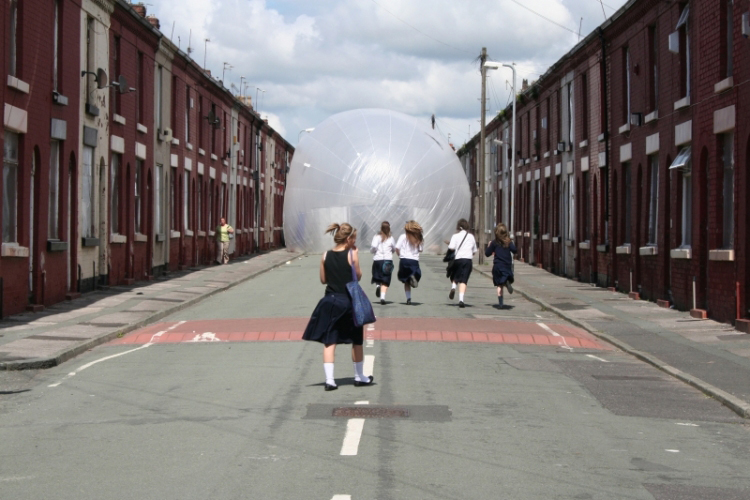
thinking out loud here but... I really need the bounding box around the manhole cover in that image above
[333,407,409,418]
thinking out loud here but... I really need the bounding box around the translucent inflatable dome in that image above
[283,109,471,254]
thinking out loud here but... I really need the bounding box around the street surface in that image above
[1,253,749,499]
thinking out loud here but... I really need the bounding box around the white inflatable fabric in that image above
[283,109,471,254]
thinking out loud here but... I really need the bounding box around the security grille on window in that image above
[3,131,19,243]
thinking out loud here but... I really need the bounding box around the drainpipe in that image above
[598,27,611,259]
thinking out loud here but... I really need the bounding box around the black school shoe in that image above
[353,376,374,387]
[449,288,455,300]
[409,275,419,288]
[506,282,514,294]
[406,298,412,305]
[380,299,385,305]
[459,301,465,308]
[376,285,381,297]
[324,383,338,391]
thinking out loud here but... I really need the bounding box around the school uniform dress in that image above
[370,235,396,287]
[302,250,364,346]
[395,234,423,284]
[485,240,517,286]
[448,230,477,284]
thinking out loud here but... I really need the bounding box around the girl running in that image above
[395,220,424,305]
[447,219,477,308]
[370,221,396,305]
[485,223,517,308]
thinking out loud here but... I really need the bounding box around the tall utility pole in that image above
[478,47,487,264]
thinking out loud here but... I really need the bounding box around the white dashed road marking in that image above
[48,321,186,388]
[586,354,610,363]
[340,419,365,456]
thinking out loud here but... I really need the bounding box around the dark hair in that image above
[456,219,469,231]
[325,223,357,245]
[380,221,391,239]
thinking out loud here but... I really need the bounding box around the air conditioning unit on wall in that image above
[159,128,173,142]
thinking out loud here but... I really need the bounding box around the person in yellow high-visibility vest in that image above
[215,217,234,264]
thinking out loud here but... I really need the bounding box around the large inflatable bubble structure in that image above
[283,109,471,254]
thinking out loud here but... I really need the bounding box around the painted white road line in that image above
[340,418,365,456]
[363,355,375,377]
[331,495,351,500]
[355,401,369,405]
[48,321,186,388]
[675,423,699,427]
[586,354,610,363]
[366,339,374,347]
[188,332,222,342]
[537,322,573,351]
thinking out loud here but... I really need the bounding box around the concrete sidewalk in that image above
[0,249,302,370]
[476,261,750,419]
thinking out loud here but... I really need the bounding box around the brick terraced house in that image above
[1,0,292,316]
[459,0,750,329]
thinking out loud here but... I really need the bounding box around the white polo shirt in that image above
[396,234,423,260]
[448,230,477,260]
[370,235,396,261]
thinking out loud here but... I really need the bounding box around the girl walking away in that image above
[485,223,517,308]
[370,221,396,305]
[395,220,424,305]
[447,219,477,308]
[302,223,374,391]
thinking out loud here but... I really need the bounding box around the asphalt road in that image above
[1,252,749,499]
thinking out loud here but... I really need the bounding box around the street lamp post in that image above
[239,76,246,99]
[298,127,315,143]
[484,60,516,237]
[222,62,232,85]
[255,87,265,115]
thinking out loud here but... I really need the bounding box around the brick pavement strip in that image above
[0,250,302,371]
[475,263,750,419]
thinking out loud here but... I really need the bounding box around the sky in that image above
[147,0,630,148]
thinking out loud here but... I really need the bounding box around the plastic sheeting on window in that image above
[81,146,94,238]
[283,109,471,254]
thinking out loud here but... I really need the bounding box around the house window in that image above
[648,25,659,112]
[81,146,95,238]
[677,5,691,98]
[53,0,60,91]
[155,164,163,235]
[582,172,590,241]
[208,179,214,230]
[9,0,19,77]
[568,176,575,241]
[721,132,734,249]
[171,167,178,230]
[137,52,144,124]
[623,163,631,244]
[3,131,19,242]
[85,17,95,103]
[183,172,190,231]
[197,175,203,231]
[219,182,226,220]
[111,154,120,234]
[567,82,574,146]
[48,141,60,239]
[723,0,734,79]
[623,47,631,125]
[134,160,142,233]
[669,147,692,247]
[156,65,163,132]
[185,86,190,143]
[581,72,589,140]
[647,155,659,245]
[113,37,121,115]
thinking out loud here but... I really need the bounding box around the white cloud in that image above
[150,0,630,147]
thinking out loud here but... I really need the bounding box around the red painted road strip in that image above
[109,317,611,350]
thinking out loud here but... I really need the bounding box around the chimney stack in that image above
[132,3,146,17]
[146,15,160,29]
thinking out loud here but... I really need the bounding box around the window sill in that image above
[198,148,205,156]
[113,114,126,125]
[579,139,588,149]
[7,75,30,94]
[579,241,591,250]
[134,233,147,243]
[596,243,609,253]
[184,229,194,237]
[235,229,242,235]
[543,151,550,159]
[674,96,690,111]
[639,245,658,256]
[615,244,631,255]
[542,234,550,241]
[618,123,631,134]
[137,123,148,134]
[82,237,100,247]
[47,239,68,252]
[186,143,194,151]
[708,249,734,261]
[552,236,560,243]
[208,230,216,237]
[1,243,29,258]
[156,233,165,242]
[644,110,658,124]
[670,247,691,259]
[170,230,181,239]
[197,230,206,237]
[714,76,733,94]
[171,138,180,147]
[211,154,218,161]
[110,234,127,244]
[523,232,531,238]
[565,239,575,247]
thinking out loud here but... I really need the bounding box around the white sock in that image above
[324,362,335,386]
[354,361,367,382]
[405,290,412,300]
[459,292,465,302]
[381,291,386,300]
[451,283,457,289]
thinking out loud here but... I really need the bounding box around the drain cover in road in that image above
[305,404,451,422]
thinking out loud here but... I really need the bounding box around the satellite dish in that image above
[111,75,130,94]
[96,68,108,89]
